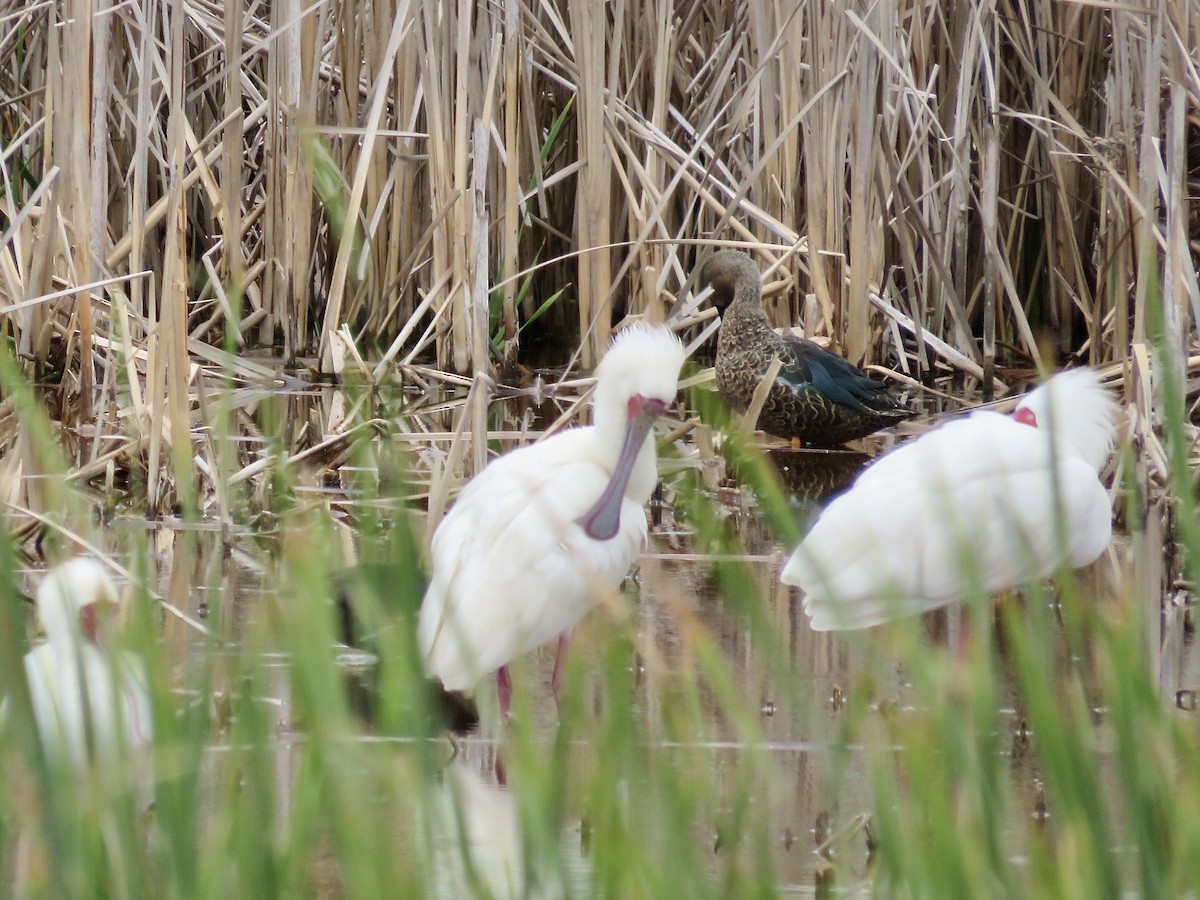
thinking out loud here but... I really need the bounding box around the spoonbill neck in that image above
[578,394,667,541]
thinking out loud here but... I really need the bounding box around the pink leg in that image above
[551,631,571,709]
[955,604,972,666]
[494,667,512,783]
[496,665,513,719]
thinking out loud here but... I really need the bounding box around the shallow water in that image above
[17,359,1192,896]
[37,468,1194,899]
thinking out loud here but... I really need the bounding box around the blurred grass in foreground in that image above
[0,358,1198,897]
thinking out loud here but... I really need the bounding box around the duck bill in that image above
[579,397,667,541]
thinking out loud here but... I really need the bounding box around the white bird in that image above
[782,369,1118,631]
[418,322,686,716]
[22,558,152,774]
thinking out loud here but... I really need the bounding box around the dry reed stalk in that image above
[160,0,195,512]
[66,0,97,427]
[317,3,409,375]
[470,113,493,476]
[845,4,888,366]
[801,1,849,349]
[742,356,784,439]
[222,0,246,312]
[1136,11,1175,429]
[500,0,522,360]
[979,4,999,396]
[569,0,614,366]
[1163,10,1198,397]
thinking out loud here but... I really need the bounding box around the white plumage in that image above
[22,558,152,773]
[782,369,1118,631]
[418,323,686,709]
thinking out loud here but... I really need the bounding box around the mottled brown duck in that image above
[700,250,912,447]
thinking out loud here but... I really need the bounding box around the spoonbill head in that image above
[418,323,686,714]
[1011,367,1116,471]
[22,558,152,774]
[579,323,688,540]
[782,369,1118,631]
[36,557,121,647]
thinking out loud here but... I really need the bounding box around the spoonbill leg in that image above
[496,666,513,719]
[550,631,572,708]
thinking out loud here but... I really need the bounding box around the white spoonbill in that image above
[418,322,686,716]
[782,369,1118,631]
[22,558,152,773]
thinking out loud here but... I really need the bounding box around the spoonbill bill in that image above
[418,322,686,716]
[22,558,152,773]
[700,250,911,446]
[782,369,1118,630]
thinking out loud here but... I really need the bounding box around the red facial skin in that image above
[1013,407,1038,428]
[78,602,116,644]
[628,393,667,420]
[79,603,99,644]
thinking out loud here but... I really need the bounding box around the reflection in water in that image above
[30,407,1198,898]
[427,759,588,899]
[636,551,879,893]
[766,447,869,505]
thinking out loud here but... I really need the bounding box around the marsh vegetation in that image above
[0,0,1198,896]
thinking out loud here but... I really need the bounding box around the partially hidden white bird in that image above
[21,558,152,774]
[418,322,686,716]
[782,369,1118,631]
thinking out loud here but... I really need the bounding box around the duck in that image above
[781,369,1118,630]
[700,249,912,446]
[22,558,152,772]
[417,322,686,717]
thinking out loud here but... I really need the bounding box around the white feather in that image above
[782,370,1117,631]
[418,324,685,690]
[20,559,152,773]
